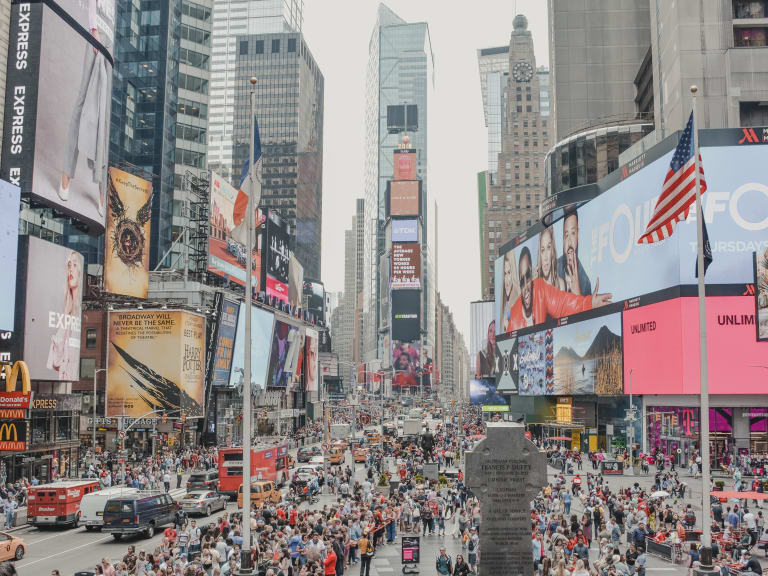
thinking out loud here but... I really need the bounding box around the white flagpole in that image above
[691,85,713,570]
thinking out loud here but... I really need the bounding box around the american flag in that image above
[638,112,707,244]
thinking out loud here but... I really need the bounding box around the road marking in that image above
[26,532,77,545]
[16,534,112,568]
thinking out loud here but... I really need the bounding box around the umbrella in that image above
[550,436,573,441]
[650,490,670,499]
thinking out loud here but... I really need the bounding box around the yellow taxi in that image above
[237,481,282,508]
[328,447,344,465]
[353,448,368,463]
[365,431,381,445]
[0,531,25,561]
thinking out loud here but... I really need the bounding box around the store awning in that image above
[710,490,768,500]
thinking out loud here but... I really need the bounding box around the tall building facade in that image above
[208,0,303,183]
[437,294,469,403]
[480,15,550,301]
[364,4,434,362]
[109,0,182,267]
[232,31,323,280]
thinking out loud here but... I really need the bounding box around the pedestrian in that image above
[436,546,453,576]
[453,553,470,576]
[162,469,170,492]
[358,530,374,576]
[176,463,183,489]
[3,497,16,530]
[467,528,479,572]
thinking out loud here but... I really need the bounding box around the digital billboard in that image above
[0,180,20,332]
[469,378,508,409]
[22,237,84,381]
[470,301,495,378]
[387,180,420,217]
[495,140,768,335]
[391,243,421,289]
[211,298,240,387]
[392,219,418,243]
[104,168,152,298]
[304,328,319,392]
[495,336,518,393]
[517,330,553,396]
[624,296,768,395]
[757,249,768,341]
[106,311,206,417]
[1,3,114,234]
[264,210,290,305]
[288,253,304,309]
[392,340,420,390]
[267,320,302,387]
[394,151,417,180]
[319,352,338,378]
[303,280,325,324]
[52,0,116,57]
[228,305,275,390]
[208,171,263,288]
[391,290,421,341]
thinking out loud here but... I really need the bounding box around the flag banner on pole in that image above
[638,111,707,245]
[695,207,713,278]
[230,117,263,246]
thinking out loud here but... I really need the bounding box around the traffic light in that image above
[161,413,168,424]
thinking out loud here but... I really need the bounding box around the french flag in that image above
[230,118,262,246]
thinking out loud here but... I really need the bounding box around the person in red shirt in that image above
[164,525,177,545]
[289,507,298,527]
[324,543,337,576]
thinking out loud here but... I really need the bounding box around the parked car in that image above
[0,531,25,561]
[186,470,219,492]
[296,446,323,463]
[80,486,139,531]
[180,491,228,516]
[103,493,178,540]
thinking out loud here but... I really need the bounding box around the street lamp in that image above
[92,368,107,465]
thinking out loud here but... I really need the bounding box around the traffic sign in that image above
[118,430,126,439]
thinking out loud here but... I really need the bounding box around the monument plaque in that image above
[466,422,546,576]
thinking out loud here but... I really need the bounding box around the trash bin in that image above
[389,480,400,496]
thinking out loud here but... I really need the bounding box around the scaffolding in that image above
[184,170,210,277]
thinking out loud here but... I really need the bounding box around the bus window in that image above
[275,457,286,471]
[225,467,243,476]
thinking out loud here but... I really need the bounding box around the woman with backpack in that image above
[358,530,374,576]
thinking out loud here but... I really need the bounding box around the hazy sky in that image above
[303,0,549,340]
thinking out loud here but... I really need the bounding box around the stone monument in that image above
[466,422,546,576]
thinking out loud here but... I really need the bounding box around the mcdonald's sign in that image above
[0,361,31,411]
[0,420,27,451]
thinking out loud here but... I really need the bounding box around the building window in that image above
[255,40,264,54]
[239,40,248,55]
[80,357,96,380]
[734,0,766,18]
[526,105,532,112]
[86,328,97,349]
[272,39,281,53]
[288,38,297,52]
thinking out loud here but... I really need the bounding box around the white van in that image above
[80,486,139,530]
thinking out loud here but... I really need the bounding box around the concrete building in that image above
[480,15,551,301]
[364,4,434,362]
[437,294,470,403]
[208,0,303,183]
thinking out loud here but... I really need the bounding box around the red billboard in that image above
[388,181,420,217]
[394,151,417,180]
[391,243,421,289]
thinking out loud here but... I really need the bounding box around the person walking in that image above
[358,530,374,576]
[436,547,453,576]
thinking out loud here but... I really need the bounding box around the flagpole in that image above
[240,76,258,576]
[691,85,713,572]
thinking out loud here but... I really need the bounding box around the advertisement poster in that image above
[553,313,622,395]
[288,253,304,309]
[106,311,206,417]
[319,352,338,378]
[388,180,420,217]
[23,237,84,381]
[208,171,263,288]
[0,180,20,332]
[52,0,116,56]
[33,5,113,231]
[469,377,507,407]
[304,328,319,392]
[264,210,290,305]
[391,243,421,289]
[304,280,325,323]
[496,144,768,335]
[267,320,301,387]
[495,336,518,392]
[394,151,417,180]
[228,305,275,389]
[757,249,768,341]
[104,167,152,298]
[392,219,418,243]
[392,340,420,390]
[211,298,240,387]
[517,331,553,396]
[391,290,421,341]
[470,301,495,377]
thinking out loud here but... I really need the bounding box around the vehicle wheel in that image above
[112,533,123,541]
[85,525,94,532]
[206,506,211,516]
[14,546,24,560]
[145,523,155,538]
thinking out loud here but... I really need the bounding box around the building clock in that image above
[512,61,533,82]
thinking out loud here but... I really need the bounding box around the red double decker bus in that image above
[217,443,290,497]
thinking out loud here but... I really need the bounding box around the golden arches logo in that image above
[2,361,30,394]
[0,422,18,442]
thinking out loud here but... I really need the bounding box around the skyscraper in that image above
[208,0,304,183]
[364,3,434,362]
[232,31,323,280]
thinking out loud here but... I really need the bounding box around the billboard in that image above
[0,420,27,451]
[495,336,518,393]
[391,243,421,289]
[211,298,240,387]
[208,171,263,288]
[392,219,418,243]
[0,180,20,332]
[623,296,768,395]
[104,167,152,298]
[387,180,420,217]
[517,330,553,396]
[288,253,304,309]
[22,237,84,381]
[391,290,421,341]
[470,301,495,378]
[495,140,768,335]
[106,311,206,417]
[305,328,319,392]
[1,3,114,234]
[319,352,338,378]
[51,0,116,57]
[264,210,290,305]
[303,280,325,324]
[392,340,420,390]
[228,305,275,390]
[469,378,508,408]
[394,151,417,180]
[267,320,301,387]
[757,249,768,341]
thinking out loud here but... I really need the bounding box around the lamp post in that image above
[92,368,107,466]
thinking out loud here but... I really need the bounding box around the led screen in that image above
[391,290,421,341]
[267,320,301,387]
[392,340,420,390]
[228,305,275,389]
[391,243,421,289]
[211,298,239,387]
[388,180,420,217]
[264,210,290,305]
[392,219,418,243]
[470,301,495,378]
[394,151,417,180]
[757,248,768,341]
[0,180,20,332]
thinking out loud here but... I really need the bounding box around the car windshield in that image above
[186,492,206,499]
[189,474,208,482]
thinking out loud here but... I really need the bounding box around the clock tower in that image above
[482,14,550,301]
